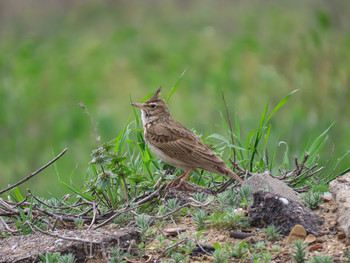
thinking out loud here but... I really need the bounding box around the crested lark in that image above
[131,87,243,189]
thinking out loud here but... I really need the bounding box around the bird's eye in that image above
[150,104,156,109]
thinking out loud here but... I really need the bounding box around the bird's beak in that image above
[131,102,144,109]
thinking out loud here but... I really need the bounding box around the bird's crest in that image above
[150,86,162,100]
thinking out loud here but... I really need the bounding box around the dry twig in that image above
[0,148,68,195]
[26,221,100,244]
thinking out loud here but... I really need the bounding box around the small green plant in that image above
[262,225,281,241]
[166,198,181,220]
[192,209,207,230]
[290,240,308,263]
[310,255,334,263]
[156,205,167,216]
[217,191,229,211]
[14,197,40,235]
[113,211,134,226]
[238,186,253,209]
[58,254,76,263]
[207,211,226,227]
[109,247,126,263]
[217,189,239,209]
[225,240,249,259]
[344,247,350,263]
[74,217,84,230]
[271,244,281,253]
[135,213,152,240]
[226,189,239,207]
[224,210,249,229]
[46,197,61,209]
[167,198,180,211]
[179,206,190,218]
[250,253,261,262]
[87,143,134,209]
[0,230,10,238]
[212,247,228,263]
[302,191,323,210]
[39,252,61,263]
[239,218,250,229]
[170,252,187,263]
[180,240,196,255]
[136,242,146,257]
[254,241,266,252]
[192,192,207,203]
[261,252,273,263]
[156,234,167,247]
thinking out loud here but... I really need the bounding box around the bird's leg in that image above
[166,170,189,189]
[166,169,193,189]
[172,169,193,189]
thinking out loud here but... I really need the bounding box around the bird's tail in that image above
[228,170,244,184]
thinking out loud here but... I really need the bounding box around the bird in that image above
[131,87,243,189]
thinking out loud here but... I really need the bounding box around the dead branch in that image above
[92,203,145,230]
[194,234,212,256]
[27,189,93,210]
[135,183,166,205]
[0,216,17,234]
[26,221,100,244]
[215,177,236,193]
[87,200,97,230]
[0,148,68,195]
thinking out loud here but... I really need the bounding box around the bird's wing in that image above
[147,121,228,173]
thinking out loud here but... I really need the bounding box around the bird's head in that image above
[131,87,171,125]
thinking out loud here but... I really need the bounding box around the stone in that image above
[338,231,346,240]
[329,173,350,238]
[243,171,300,202]
[249,191,324,236]
[304,234,317,244]
[286,225,307,245]
[229,231,255,239]
[191,244,215,255]
[164,227,186,236]
[321,192,332,202]
[217,234,226,241]
[309,243,323,251]
[244,236,258,244]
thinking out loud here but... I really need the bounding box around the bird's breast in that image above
[141,110,148,128]
[147,142,192,171]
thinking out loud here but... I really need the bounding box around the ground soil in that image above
[143,197,349,262]
[1,189,349,263]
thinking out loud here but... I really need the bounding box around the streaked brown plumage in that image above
[131,87,243,189]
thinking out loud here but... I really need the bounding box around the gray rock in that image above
[249,191,324,236]
[243,171,300,202]
[329,173,350,238]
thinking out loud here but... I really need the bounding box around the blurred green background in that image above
[0,0,349,198]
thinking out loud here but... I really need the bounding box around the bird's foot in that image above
[165,169,193,190]
[172,181,193,190]
[165,180,193,190]
[165,180,176,190]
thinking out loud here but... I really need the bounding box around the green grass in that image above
[0,0,349,197]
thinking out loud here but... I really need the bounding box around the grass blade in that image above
[266,89,298,123]
[54,161,92,200]
[304,123,334,165]
[14,187,24,202]
[166,69,186,103]
[114,115,132,154]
